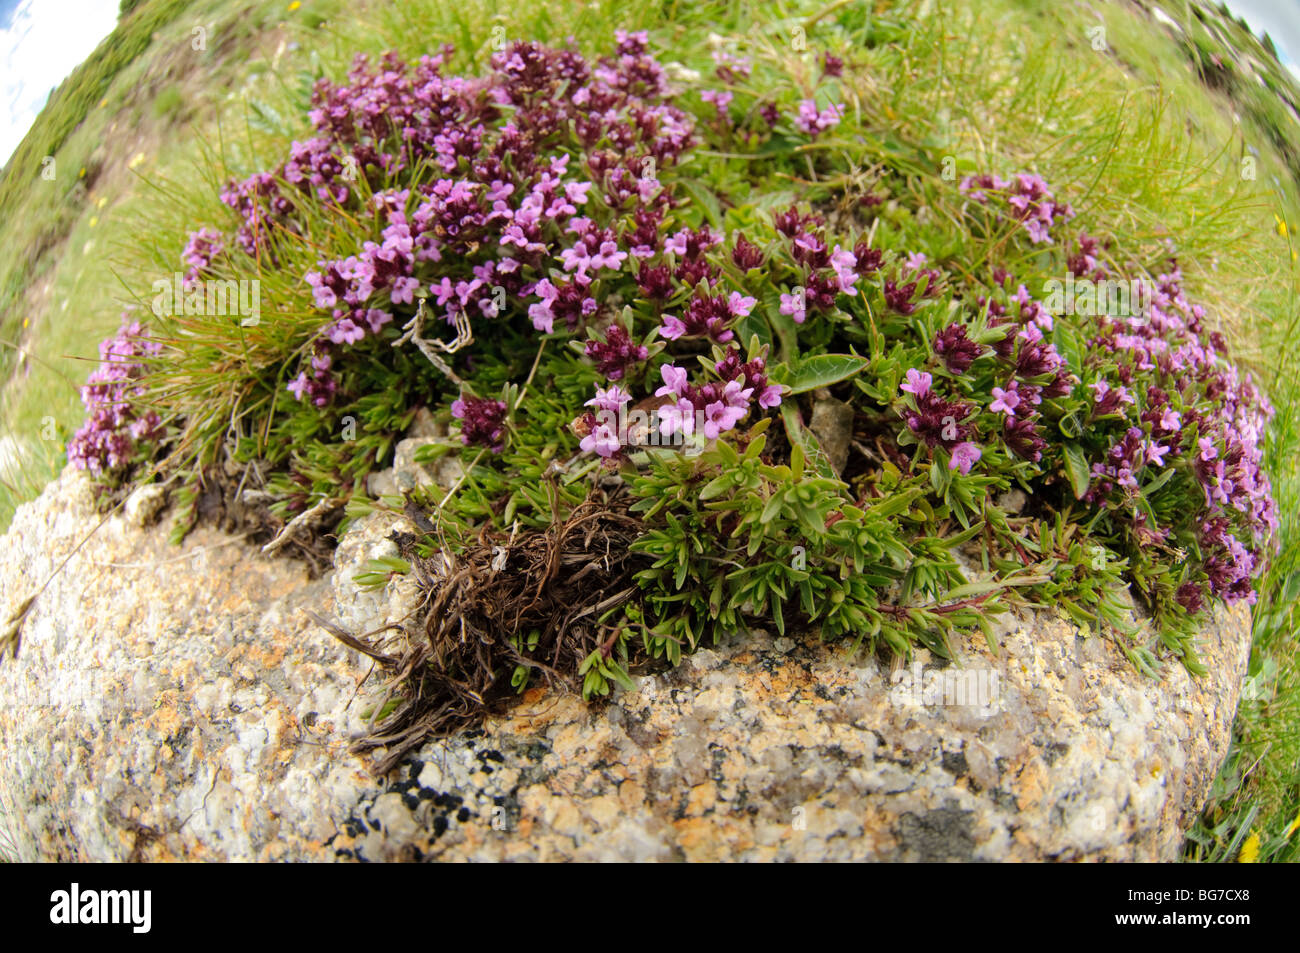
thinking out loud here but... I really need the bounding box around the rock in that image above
[0,466,1252,861]
[329,511,423,637]
[123,483,168,528]
[405,406,442,440]
[367,409,461,498]
[995,488,1028,515]
[809,396,855,475]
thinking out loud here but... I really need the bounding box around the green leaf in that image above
[778,354,870,395]
[699,472,734,500]
[1062,443,1091,500]
[942,580,1004,601]
[679,179,723,230]
[1142,465,1177,495]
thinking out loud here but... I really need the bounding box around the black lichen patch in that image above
[895,805,977,862]
[1042,741,1070,766]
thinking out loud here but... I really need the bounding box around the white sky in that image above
[1220,0,1300,85]
[0,0,120,167]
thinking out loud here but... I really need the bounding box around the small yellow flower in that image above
[96,196,107,209]
[99,97,107,108]
[289,0,300,9]
[88,216,98,228]
[1237,831,1260,863]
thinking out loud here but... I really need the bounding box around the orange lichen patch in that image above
[684,781,718,816]
[248,642,287,670]
[1015,757,1051,812]
[147,691,186,736]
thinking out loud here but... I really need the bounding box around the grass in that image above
[0,0,343,527]
[0,0,1296,859]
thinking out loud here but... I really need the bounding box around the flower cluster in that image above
[572,344,783,460]
[554,45,864,461]
[150,32,862,467]
[656,348,782,439]
[67,318,163,474]
[181,227,225,282]
[286,351,338,407]
[888,171,1276,613]
[450,393,508,452]
[184,34,696,425]
[585,325,648,380]
[64,10,1276,672]
[794,99,845,137]
[960,172,1076,244]
[774,209,882,323]
[1082,261,1276,606]
[898,368,982,473]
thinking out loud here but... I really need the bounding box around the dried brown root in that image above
[316,487,647,777]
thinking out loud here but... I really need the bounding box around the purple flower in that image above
[757,385,782,409]
[990,384,1021,417]
[949,442,982,475]
[68,318,164,473]
[794,99,844,137]
[701,88,734,119]
[586,384,632,414]
[287,372,310,401]
[779,291,807,323]
[702,379,752,439]
[590,240,627,272]
[830,245,859,293]
[580,421,622,458]
[658,398,696,438]
[181,227,225,282]
[655,364,689,398]
[451,393,508,452]
[327,317,366,345]
[934,323,982,374]
[586,325,648,380]
[900,368,932,396]
[732,236,764,271]
[659,314,686,340]
[390,276,420,305]
[727,292,757,317]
